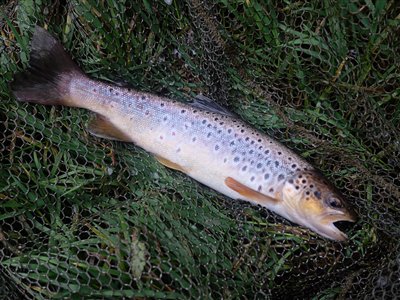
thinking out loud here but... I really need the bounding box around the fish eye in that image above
[327,198,343,209]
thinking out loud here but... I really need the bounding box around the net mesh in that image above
[1,0,399,299]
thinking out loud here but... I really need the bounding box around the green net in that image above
[1,0,399,299]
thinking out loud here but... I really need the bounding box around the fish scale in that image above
[11,26,356,241]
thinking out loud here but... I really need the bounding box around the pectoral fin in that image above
[155,155,186,172]
[87,114,132,142]
[225,177,279,205]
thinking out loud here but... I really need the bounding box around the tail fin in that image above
[11,26,84,106]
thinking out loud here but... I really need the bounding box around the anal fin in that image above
[225,177,279,205]
[87,114,132,142]
[155,155,186,173]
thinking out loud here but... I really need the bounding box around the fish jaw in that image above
[306,212,356,241]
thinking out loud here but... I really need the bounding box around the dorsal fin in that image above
[188,94,235,117]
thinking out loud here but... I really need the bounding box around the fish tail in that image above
[11,26,84,107]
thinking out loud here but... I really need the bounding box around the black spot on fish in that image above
[250,160,254,165]
[242,166,247,171]
[314,191,321,199]
[291,164,297,169]
[141,95,146,100]
[269,188,274,193]
[278,174,285,181]
[275,161,279,167]
[181,109,186,114]
[258,146,262,150]
[163,117,167,121]
[109,88,113,93]
[214,117,218,121]
[116,92,119,95]
[258,139,261,142]
[218,130,222,134]
[264,150,270,155]
[288,179,293,184]
[207,124,212,128]
[302,179,306,184]
[228,129,232,133]
[161,103,165,107]
[241,129,244,133]
[220,122,224,125]
[264,173,270,180]
[230,141,235,146]
[176,148,181,153]
[234,157,240,162]
[258,185,262,192]
[245,137,249,141]
[249,150,254,154]
[224,158,227,163]
[288,157,292,160]
[207,132,212,138]
[295,186,299,190]
[202,120,207,124]
[251,141,255,145]
[215,145,220,151]
[278,151,282,155]
[93,88,96,92]
[257,163,262,169]
[250,176,255,182]
[306,191,310,195]
[310,184,314,188]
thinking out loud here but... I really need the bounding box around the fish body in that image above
[11,26,356,241]
[71,77,309,203]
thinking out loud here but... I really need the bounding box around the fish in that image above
[11,26,356,241]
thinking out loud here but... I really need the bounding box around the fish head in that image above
[281,170,356,241]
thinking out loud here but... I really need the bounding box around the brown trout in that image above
[11,26,356,241]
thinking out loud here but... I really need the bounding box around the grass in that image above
[1,0,400,299]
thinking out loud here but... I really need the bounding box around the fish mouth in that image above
[317,212,357,241]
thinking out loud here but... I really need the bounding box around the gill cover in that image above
[282,170,356,241]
